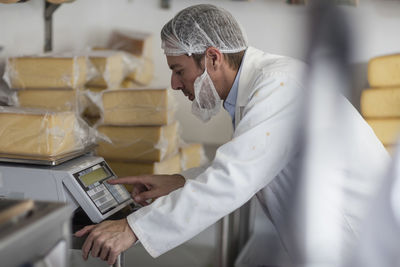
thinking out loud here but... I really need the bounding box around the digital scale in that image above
[0,154,134,223]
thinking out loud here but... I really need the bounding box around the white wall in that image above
[1,0,400,144]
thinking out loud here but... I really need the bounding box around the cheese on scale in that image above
[101,89,175,126]
[96,122,179,162]
[368,54,400,88]
[0,108,80,157]
[361,87,400,118]
[5,56,87,89]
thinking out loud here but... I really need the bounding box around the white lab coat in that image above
[127,47,390,258]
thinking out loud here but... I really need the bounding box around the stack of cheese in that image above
[0,55,92,157]
[82,31,154,125]
[361,53,400,153]
[179,143,208,172]
[95,88,181,187]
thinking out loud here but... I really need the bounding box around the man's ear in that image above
[205,47,223,71]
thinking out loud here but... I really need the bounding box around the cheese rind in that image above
[179,143,208,171]
[107,153,181,177]
[368,54,400,87]
[367,119,400,145]
[101,89,175,126]
[0,108,80,156]
[361,88,400,118]
[96,122,179,161]
[17,89,78,112]
[5,56,87,89]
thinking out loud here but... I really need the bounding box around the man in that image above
[75,4,389,265]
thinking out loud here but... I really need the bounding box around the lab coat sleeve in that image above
[180,164,210,180]
[126,72,305,258]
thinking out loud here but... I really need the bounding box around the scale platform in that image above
[0,145,96,166]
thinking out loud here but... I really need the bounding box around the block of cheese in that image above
[361,88,400,118]
[86,51,125,89]
[102,88,176,126]
[5,56,87,89]
[97,122,179,161]
[368,54,400,87]
[125,57,154,86]
[107,153,181,178]
[107,30,153,59]
[17,89,78,112]
[179,143,208,171]
[367,119,400,145]
[0,108,81,157]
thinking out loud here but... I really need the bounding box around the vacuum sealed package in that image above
[96,121,180,162]
[106,30,154,86]
[0,106,96,157]
[85,50,139,89]
[100,88,177,126]
[3,54,93,89]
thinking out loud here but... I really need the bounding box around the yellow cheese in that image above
[17,89,78,112]
[0,108,79,156]
[107,30,153,59]
[125,57,154,86]
[102,89,175,126]
[86,51,125,88]
[361,88,400,118]
[96,122,179,161]
[368,54,400,87]
[107,153,181,177]
[179,143,208,171]
[367,119,400,145]
[5,56,87,89]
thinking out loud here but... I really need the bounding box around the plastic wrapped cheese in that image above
[179,143,208,171]
[101,88,176,126]
[368,54,400,88]
[107,30,153,59]
[367,119,400,145]
[96,121,179,162]
[107,153,181,178]
[0,107,93,157]
[3,55,88,89]
[106,30,154,86]
[361,88,400,118]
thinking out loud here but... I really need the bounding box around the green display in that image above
[80,167,108,187]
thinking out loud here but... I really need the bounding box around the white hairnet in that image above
[161,4,248,56]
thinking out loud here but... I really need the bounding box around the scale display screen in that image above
[73,162,131,215]
[79,167,109,187]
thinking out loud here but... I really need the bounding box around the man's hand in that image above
[74,218,137,265]
[108,174,186,206]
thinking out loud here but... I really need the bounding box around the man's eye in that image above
[175,70,183,76]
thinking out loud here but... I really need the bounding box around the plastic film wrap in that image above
[0,107,96,157]
[96,121,179,162]
[16,89,80,112]
[100,88,177,126]
[107,154,181,178]
[3,55,92,89]
[85,50,140,89]
[179,143,209,171]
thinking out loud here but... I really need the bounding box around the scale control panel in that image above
[63,160,133,223]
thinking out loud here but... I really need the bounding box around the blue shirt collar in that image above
[223,52,245,126]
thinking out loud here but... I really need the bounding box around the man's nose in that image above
[171,74,183,90]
